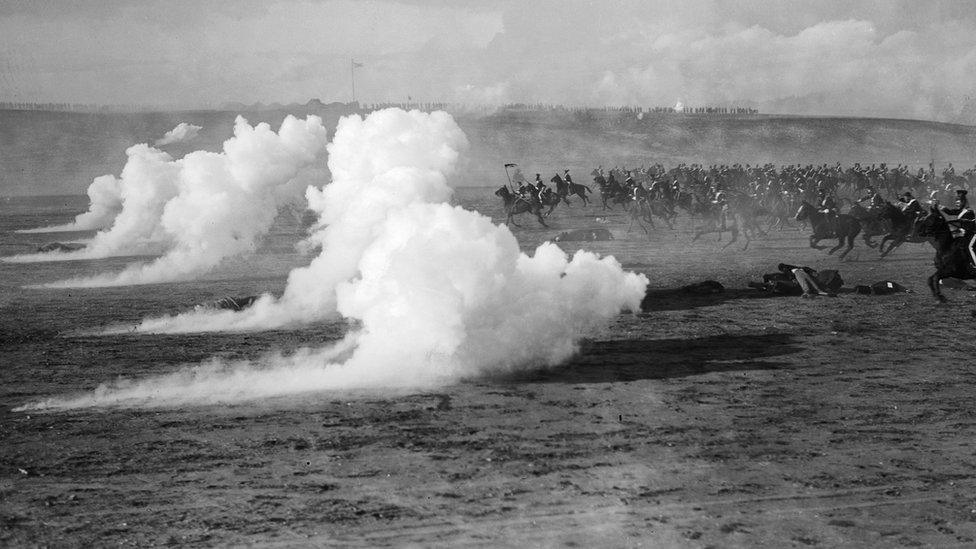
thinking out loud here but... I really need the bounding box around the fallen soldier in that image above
[749,263,841,298]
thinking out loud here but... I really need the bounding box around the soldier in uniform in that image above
[533,174,547,203]
[899,191,922,221]
[711,191,729,230]
[939,190,976,267]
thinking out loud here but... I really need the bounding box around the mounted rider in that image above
[858,186,886,213]
[817,189,838,230]
[533,173,548,203]
[898,191,923,222]
[939,189,976,267]
[711,191,729,230]
[512,167,527,187]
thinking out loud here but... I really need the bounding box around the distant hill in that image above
[2,104,975,196]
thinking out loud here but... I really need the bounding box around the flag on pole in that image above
[504,163,518,167]
[352,60,364,68]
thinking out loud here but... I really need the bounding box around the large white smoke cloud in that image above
[21,108,648,410]
[8,116,328,286]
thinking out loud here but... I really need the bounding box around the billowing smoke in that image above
[21,108,648,410]
[155,122,202,146]
[17,174,123,234]
[11,116,329,286]
[127,108,468,331]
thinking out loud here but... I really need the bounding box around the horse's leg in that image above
[862,233,878,248]
[878,235,893,257]
[828,236,845,255]
[837,235,856,259]
[721,226,739,250]
[929,272,947,302]
[535,210,548,227]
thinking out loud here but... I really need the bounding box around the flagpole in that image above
[350,58,356,103]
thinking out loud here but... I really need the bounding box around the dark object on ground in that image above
[855,281,911,295]
[37,242,85,253]
[750,263,843,295]
[201,296,260,311]
[553,228,613,242]
[681,280,725,294]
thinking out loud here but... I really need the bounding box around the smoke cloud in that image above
[16,174,123,234]
[155,122,202,146]
[21,108,648,410]
[8,116,328,286]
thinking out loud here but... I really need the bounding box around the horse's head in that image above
[550,175,563,185]
[495,186,510,198]
[794,201,813,220]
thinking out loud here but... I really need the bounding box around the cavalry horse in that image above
[916,207,976,302]
[794,201,862,259]
[595,175,631,210]
[550,175,592,207]
[845,201,887,248]
[626,186,676,235]
[876,202,930,258]
[494,186,548,227]
[690,201,751,250]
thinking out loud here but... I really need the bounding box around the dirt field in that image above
[3,207,976,547]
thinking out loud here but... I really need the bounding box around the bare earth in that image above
[3,212,976,547]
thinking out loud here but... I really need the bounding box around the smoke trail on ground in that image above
[19,108,648,410]
[13,116,329,286]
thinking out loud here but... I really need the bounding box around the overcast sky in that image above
[2,0,976,122]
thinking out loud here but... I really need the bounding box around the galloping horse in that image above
[550,175,592,207]
[845,201,887,248]
[691,201,751,250]
[794,201,862,259]
[596,175,630,210]
[916,207,976,302]
[876,202,930,258]
[494,186,548,227]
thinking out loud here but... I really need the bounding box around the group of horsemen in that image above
[507,161,976,265]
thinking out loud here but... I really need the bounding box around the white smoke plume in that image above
[127,108,468,332]
[10,116,328,286]
[155,122,202,146]
[22,108,648,410]
[16,174,123,234]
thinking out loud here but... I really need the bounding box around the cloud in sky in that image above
[2,0,976,122]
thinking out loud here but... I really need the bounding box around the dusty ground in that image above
[3,209,976,547]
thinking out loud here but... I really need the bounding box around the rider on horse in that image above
[939,189,976,267]
[858,186,886,213]
[712,191,729,230]
[898,191,923,222]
